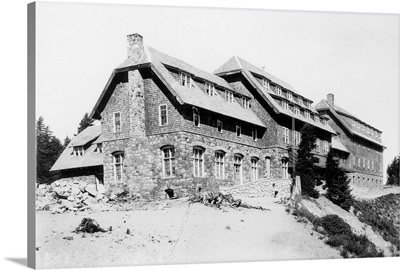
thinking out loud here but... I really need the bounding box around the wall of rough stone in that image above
[221,177,292,198]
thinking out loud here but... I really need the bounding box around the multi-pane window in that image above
[162,147,175,178]
[242,98,250,108]
[283,127,289,144]
[73,146,84,156]
[193,107,200,127]
[215,151,225,179]
[304,100,311,108]
[113,153,123,182]
[193,148,204,177]
[315,117,320,124]
[287,92,293,101]
[265,157,271,178]
[282,158,289,179]
[252,127,257,141]
[304,111,310,120]
[217,120,223,133]
[323,141,329,154]
[206,82,214,96]
[281,100,289,110]
[358,157,361,167]
[113,112,121,133]
[263,79,270,90]
[275,86,282,96]
[236,124,241,137]
[234,154,243,184]
[180,72,191,87]
[294,106,300,115]
[367,159,370,170]
[315,139,320,153]
[159,104,168,126]
[362,158,365,168]
[294,131,301,146]
[251,157,259,181]
[226,91,234,103]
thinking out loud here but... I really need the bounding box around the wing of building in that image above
[315,94,385,189]
[50,33,381,198]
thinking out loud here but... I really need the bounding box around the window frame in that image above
[251,157,259,181]
[162,146,175,178]
[252,127,257,141]
[283,127,289,144]
[193,147,205,177]
[180,72,191,88]
[113,112,122,133]
[265,156,271,178]
[236,124,241,137]
[193,107,200,127]
[159,104,168,126]
[205,82,214,96]
[217,120,223,133]
[113,152,124,182]
[215,151,225,179]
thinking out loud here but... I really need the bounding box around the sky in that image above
[35,1,399,182]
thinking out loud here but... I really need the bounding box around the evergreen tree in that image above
[387,155,400,186]
[36,117,64,184]
[63,136,71,148]
[296,124,319,198]
[325,149,353,211]
[75,112,94,135]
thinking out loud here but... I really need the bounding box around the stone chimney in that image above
[127,33,144,63]
[327,93,334,107]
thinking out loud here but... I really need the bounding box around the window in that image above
[242,98,250,108]
[263,79,270,90]
[315,139,320,153]
[275,85,282,96]
[372,160,374,171]
[193,107,200,127]
[215,151,225,179]
[193,147,204,177]
[217,120,223,133]
[294,106,300,115]
[180,72,191,87]
[113,112,121,133]
[162,147,175,178]
[367,159,370,170]
[113,153,124,182]
[294,131,301,146]
[236,124,241,137]
[73,146,84,156]
[282,158,289,179]
[251,157,259,181]
[283,127,289,144]
[287,92,293,101]
[234,154,243,184]
[281,100,289,110]
[362,158,365,168]
[265,157,271,178]
[226,91,234,103]
[321,118,327,126]
[323,141,329,154]
[159,104,168,126]
[206,82,214,96]
[252,127,257,141]
[304,100,311,108]
[358,157,361,167]
[315,117,320,124]
[304,111,310,120]
[353,156,356,166]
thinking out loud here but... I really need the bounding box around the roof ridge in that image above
[234,55,243,69]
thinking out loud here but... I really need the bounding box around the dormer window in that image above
[281,100,289,110]
[73,146,84,156]
[193,107,200,127]
[242,97,250,109]
[263,79,270,90]
[226,91,234,103]
[304,111,310,120]
[205,82,214,96]
[180,72,191,87]
[294,106,300,115]
[315,117,320,124]
[275,86,282,96]
[304,100,311,108]
[95,143,103,153]
[287,92,293,101]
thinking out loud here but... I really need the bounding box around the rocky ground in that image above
[36,196,341,269]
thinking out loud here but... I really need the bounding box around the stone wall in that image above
[221,177,292,198]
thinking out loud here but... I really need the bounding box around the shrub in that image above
[320,215,352,236]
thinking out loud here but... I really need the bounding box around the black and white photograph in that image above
[20,1,400,269]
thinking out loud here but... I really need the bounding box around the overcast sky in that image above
[36,2,399,181]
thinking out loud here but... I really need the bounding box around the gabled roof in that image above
[213,56,335,134]
[70,125,101,147]
[315,99,384,147]
[91,44,266,128]
[50,126,103,171]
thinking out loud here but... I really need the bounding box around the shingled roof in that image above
[50,125,103,171]
[213,56,335,134]
[91,37,266,128]
[315,99,384,147]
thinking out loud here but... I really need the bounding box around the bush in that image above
[320,215,352,236]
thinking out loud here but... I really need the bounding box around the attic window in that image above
[294,106,300,115]
[95,143,103,153]
[205,82,215,96]
[226,91,234,103]
[275,86,282,96]
[73,146,84,156]
[180,72,191,88]
[281,100,289,111]
[304,111,310,120]
[242,97,250,109]
[287,92,293,101]
[262,79,270,90]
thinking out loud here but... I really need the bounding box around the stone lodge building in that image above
[315,94,385,190]
[51,33,368,199]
